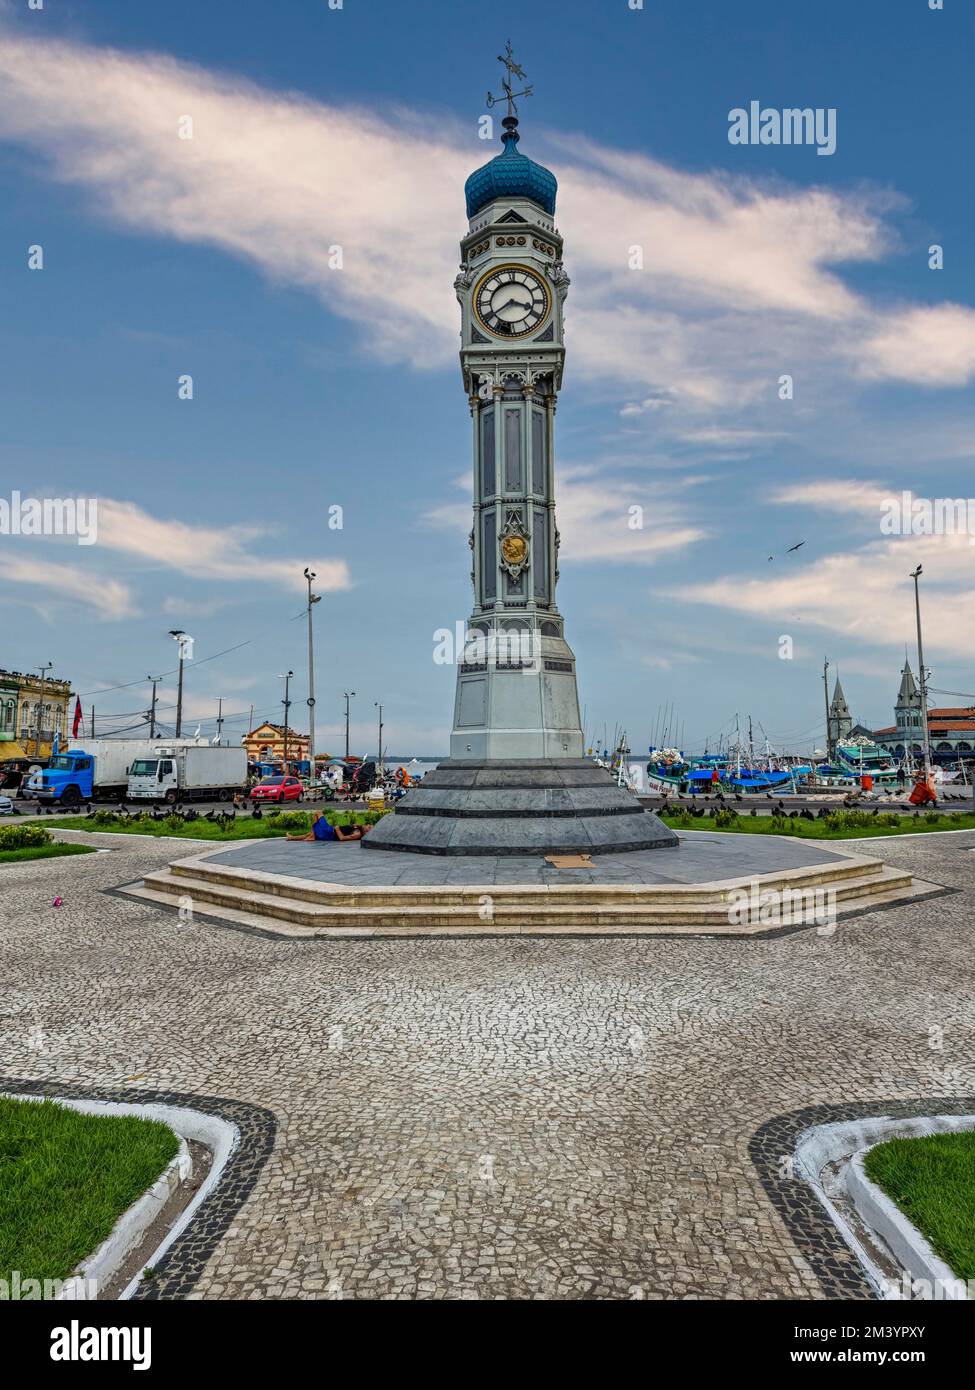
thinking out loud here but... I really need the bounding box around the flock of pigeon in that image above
[22,802,270,824]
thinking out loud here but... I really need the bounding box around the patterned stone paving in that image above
[1,828,974,1300]
[206,830,848,885]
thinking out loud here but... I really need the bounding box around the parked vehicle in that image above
[0,758,47,795]
[127,745,248,805]
[250,775,304,805]
[0,794,14,816]
[23,740,195,807]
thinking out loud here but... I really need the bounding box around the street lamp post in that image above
[147,676,162,739]
[35,663,53,757]
[304,568,321,778]
[279,672,294,773]
[375,700,384,768]
[822,657,832,762]
[169,631,187,737]
[910,565,933,786]
[343,691,356,761]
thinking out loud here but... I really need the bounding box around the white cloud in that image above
[0,497,351,620]
[0,27,972,413]
[0,552,133,619]
[857,304,975,386]
[424,468,707,564]
[91,500,351,593]
[672,530,975,653]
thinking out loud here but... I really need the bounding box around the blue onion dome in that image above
[465,116,557,218]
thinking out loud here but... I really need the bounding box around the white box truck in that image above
[25,738,198,807]
[127,745,248,804]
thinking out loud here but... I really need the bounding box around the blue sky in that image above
[1,0,973,756]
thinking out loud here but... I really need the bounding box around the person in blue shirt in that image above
[286,813,369,843]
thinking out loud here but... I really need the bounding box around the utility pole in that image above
[279,672,294,772]
[304,568,321,777]
[169,630,187,737]
[343,690,356,761]
[216,698,224,745]
[823,658,832,761]
[147,676,162,738]
[90,706,95,738]
[910,565,933,785]
[35,664,53,757]
[375,700,384,767]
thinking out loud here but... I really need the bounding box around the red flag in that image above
[72,696,83,738]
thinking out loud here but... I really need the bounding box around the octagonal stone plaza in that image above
[2,827,974,1300]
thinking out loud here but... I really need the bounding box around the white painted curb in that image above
[2,1093,238,1301]
[795,1112,975,1299]
[848,1147,970,1299]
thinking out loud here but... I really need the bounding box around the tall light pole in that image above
[279,671,294,772]
[216,698,224,745]
[822,657,832,761]
[35,663,53,757]
[147,676,162,739]
[375,700,384,767]
[304,568,321,777]
[169,631,187,737]
[343,691,356,761]
[910,565,933,785]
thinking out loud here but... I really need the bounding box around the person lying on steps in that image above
[286,812,370,843]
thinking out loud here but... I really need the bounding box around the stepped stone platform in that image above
[123,831,942,938]
[361,758,678,855]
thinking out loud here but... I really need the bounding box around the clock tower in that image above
[451,77,582,758]
[363,47,677,856]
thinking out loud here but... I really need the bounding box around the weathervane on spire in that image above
[486,40,533,119]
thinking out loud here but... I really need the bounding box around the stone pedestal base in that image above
[362,759,679,856]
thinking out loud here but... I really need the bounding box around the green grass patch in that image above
[0,843,96,865]
[864,1131,975,1282]
[0,1096,179,1285]
[656,807,975,838]
[37,807,381,841]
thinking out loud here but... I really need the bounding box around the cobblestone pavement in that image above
[2,829,974,1300]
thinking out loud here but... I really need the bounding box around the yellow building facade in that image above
[242,722,310,766]
[0,669,73,760]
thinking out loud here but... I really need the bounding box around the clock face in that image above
[473,264,551,339]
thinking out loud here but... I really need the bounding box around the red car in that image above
[250,775,304,804]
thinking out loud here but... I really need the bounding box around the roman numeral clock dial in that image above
[473,264,550,338]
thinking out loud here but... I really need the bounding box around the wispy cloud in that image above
[0,552,133,619]
[0,27,973,418]
[424,468,707,564]
[0,497,351,619]
[671,527,974,653]
[90,500,351,593]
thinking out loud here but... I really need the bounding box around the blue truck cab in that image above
[26,751,94,806]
